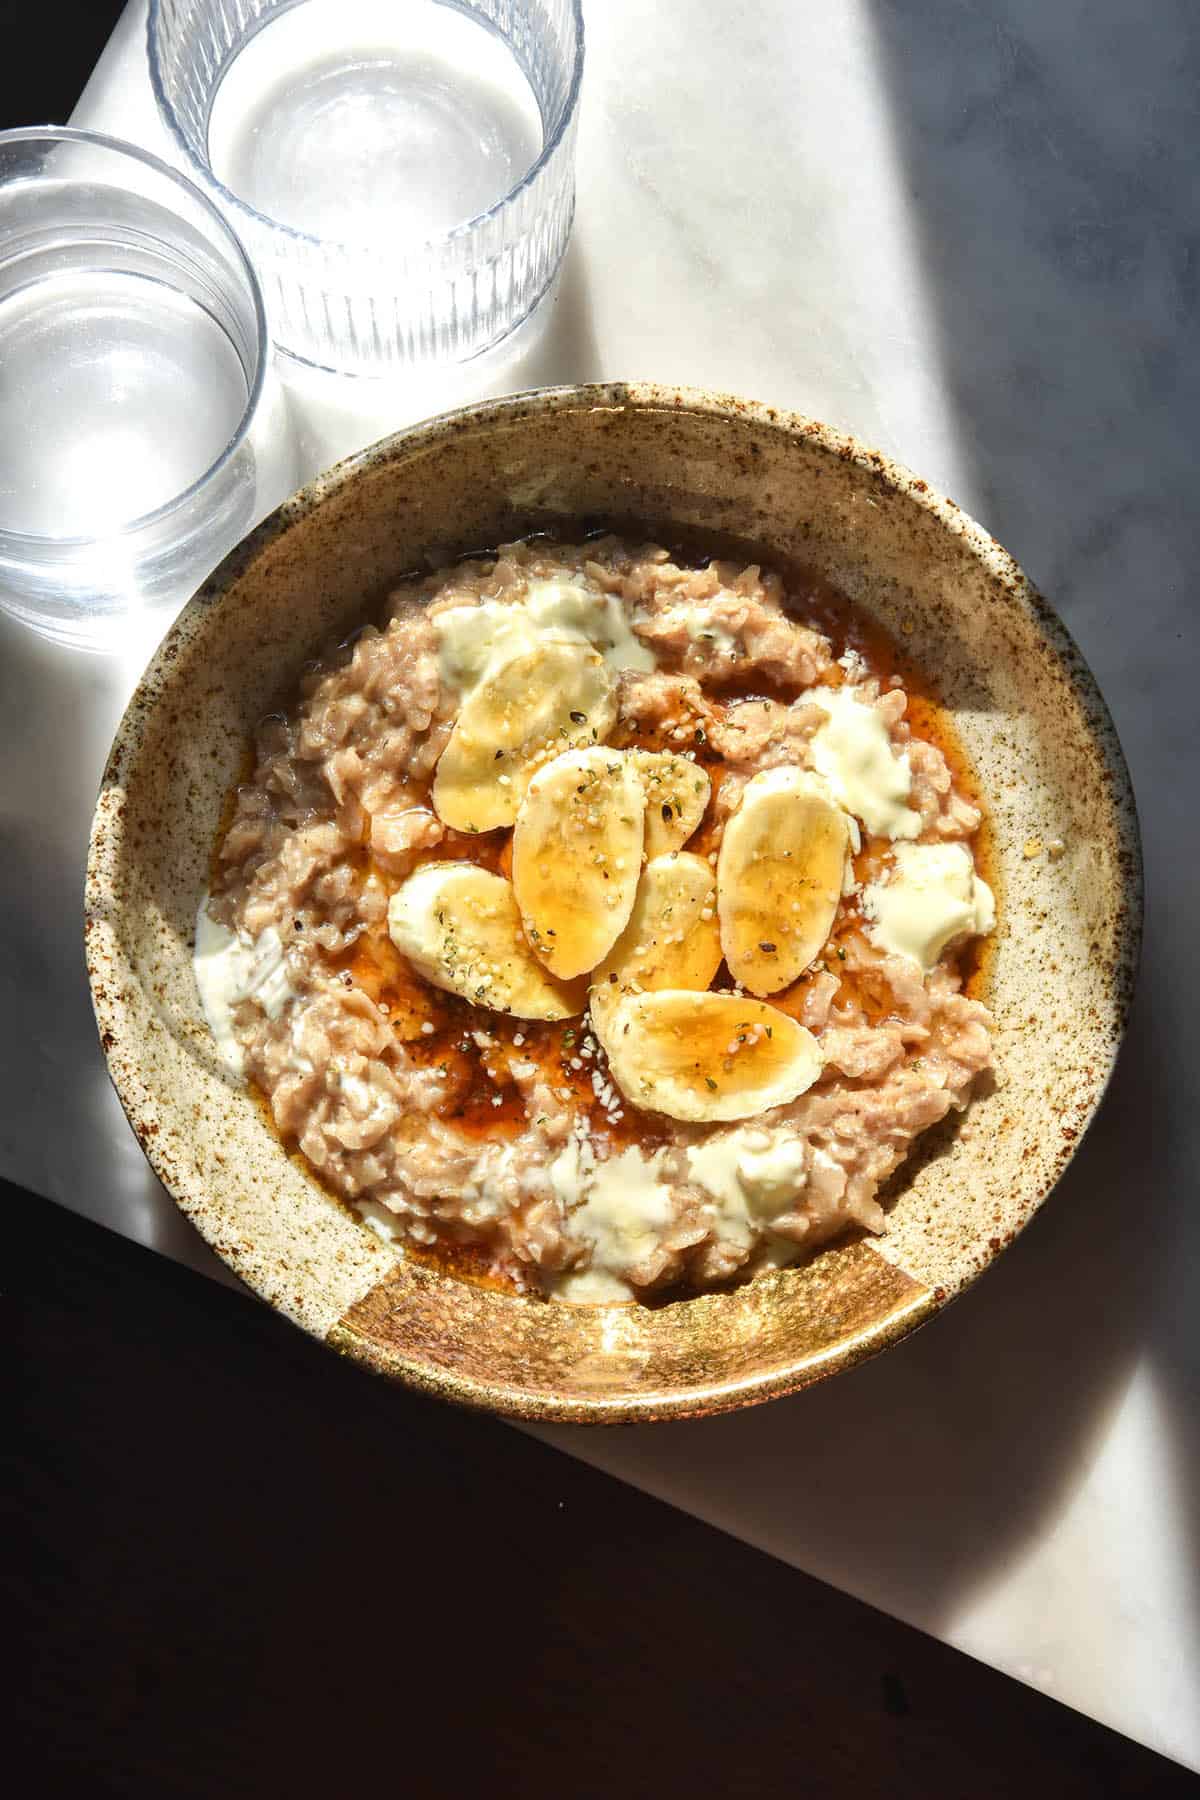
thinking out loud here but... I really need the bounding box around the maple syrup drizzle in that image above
[221,543,996,1288]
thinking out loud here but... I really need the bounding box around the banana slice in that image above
[717,766,851,996]
[512,747,646,980]
[596,990,823,1123]
[432,642,615,834]
[387,863,584,1020]
[590,852,722,1029]
[633,751,711,857]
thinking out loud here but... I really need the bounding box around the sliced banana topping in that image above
[717,765,851,996]
[596,989,823,1123]
[590,852,722,1029]
[632,751,711,857]
[512,747,646,980]
[432,642,615,834]
[386,863,584,1020]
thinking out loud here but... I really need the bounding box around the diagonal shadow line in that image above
[855,0,1200,1687]
[538,14,1199,1760]
[548,975,1164,1615]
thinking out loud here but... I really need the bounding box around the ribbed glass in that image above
[148,0,584,376]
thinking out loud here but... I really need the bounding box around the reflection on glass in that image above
[0,128,297,653]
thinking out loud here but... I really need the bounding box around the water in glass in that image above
[206,0,544,245]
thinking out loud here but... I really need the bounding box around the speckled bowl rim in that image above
[86,381,1143,1422]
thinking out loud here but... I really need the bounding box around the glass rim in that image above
[0,125,268,552]
[146,0,586,263]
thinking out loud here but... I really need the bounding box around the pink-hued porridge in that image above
[195,535,995,1305]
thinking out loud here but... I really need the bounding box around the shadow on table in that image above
[0,592,228,1277]
[855,0,1200,1630]
[554,0,1200,1648]
[551,981,1168,1631]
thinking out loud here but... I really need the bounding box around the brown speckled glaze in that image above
[85,384,1142,1424]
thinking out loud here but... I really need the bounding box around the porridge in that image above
[195,535,995,1304]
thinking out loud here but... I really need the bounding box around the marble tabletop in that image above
[2,0,1197,1769]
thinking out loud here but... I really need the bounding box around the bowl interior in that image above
[85,385,1140,1422]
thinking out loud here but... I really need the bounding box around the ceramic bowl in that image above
[85,383,1141,1423]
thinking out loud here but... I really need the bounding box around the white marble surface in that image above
[3,0,1197,1769]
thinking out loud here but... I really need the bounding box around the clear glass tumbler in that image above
[148,0,585,376]
[0,128,292,652]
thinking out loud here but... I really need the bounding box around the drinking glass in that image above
[0,128,294,652]
[149,0,585,376]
